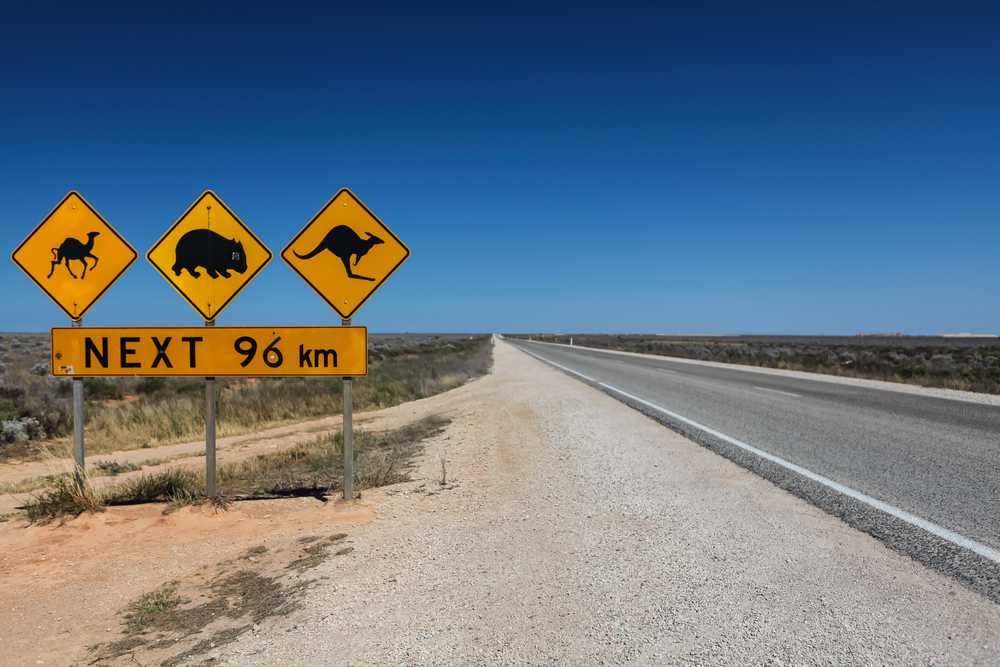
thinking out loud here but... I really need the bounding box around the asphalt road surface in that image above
[508,338,1000,600]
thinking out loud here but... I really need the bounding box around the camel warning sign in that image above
[147,191,272,322]
[11,191,137,321]
[282,188,410,319]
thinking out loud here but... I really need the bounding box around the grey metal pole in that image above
[205,319,217,498]
[342,317,354,501]
[71,317,85,483]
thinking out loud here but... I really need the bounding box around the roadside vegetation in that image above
[22,415,449,523]
[0,333,489,461]
[511,334,1000,394]
[512,334,1000,394]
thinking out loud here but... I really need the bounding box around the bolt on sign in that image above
[147,190,272,321]
[11,191,137,321]
[51,326,368,377]
[282,188,410,319]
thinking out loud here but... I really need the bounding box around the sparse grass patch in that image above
[20,415,450,522]
[287,532,350,572]
[0,472,66,495]
[98,567,306,665]
[123,584,185,633]
[23,471,103,523]
[217,414,450,496]
[103,468,203,506]
[94,459,140,475]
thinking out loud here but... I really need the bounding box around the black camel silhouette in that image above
[293,225,384,281]
[48,232,100,279]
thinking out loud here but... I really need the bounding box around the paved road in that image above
[508,339,1000,598]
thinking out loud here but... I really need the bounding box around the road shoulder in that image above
[216,340,1000,665]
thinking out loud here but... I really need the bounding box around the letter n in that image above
[85,337,109,368]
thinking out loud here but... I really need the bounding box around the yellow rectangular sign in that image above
[51,327,367,377]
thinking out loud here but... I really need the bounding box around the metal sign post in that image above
[341,317,355,501]
[280,187,409,501]
[71,317,85,483]
[205,319,217,498]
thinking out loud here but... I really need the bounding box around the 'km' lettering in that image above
[298,344,338,368]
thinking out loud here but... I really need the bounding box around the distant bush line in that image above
[513,334,1000,394]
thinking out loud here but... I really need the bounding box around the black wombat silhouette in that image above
[172,229,248,279]
[294,225,384,281]
[48,231,100,279]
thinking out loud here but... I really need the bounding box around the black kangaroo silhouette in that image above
[294,225,384,281]
[48,232,100,279]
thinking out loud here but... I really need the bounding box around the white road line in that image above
[753,386,801,398]
[517,345,1000,566]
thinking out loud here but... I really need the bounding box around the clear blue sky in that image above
[2,2,998,334]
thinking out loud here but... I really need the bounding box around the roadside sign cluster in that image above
[10,187,409,376]
[11,186,409,500]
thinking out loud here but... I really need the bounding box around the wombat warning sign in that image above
[282,188,409,319]
[147,190,272,321]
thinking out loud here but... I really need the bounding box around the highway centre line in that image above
[515,345,1000,566]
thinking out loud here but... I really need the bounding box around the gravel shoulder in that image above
[215,340,1000,665]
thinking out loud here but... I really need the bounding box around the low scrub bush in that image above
[103,469,203,506]
[23,472,103,523]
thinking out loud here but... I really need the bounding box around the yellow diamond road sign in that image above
[11,191,137,321]
[282,188,410,319]
[148,190,272,321]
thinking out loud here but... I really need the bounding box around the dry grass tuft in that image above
[23,469,103,523]
[21,415,451,523]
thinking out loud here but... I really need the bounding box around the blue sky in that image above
[2,2,999,334]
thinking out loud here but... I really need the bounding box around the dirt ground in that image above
[0,378,476,666]
[0,391,463,514]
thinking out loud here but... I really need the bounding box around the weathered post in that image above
[342,317,355,500]
[71,317,85,483]
[205,318,217,498]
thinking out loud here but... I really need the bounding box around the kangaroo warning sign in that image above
[147,191,272,322]
[11,191,137,321]
[282,188,410,319]
[51,326,367,377]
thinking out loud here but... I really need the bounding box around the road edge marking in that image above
[515,344,1000,566]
